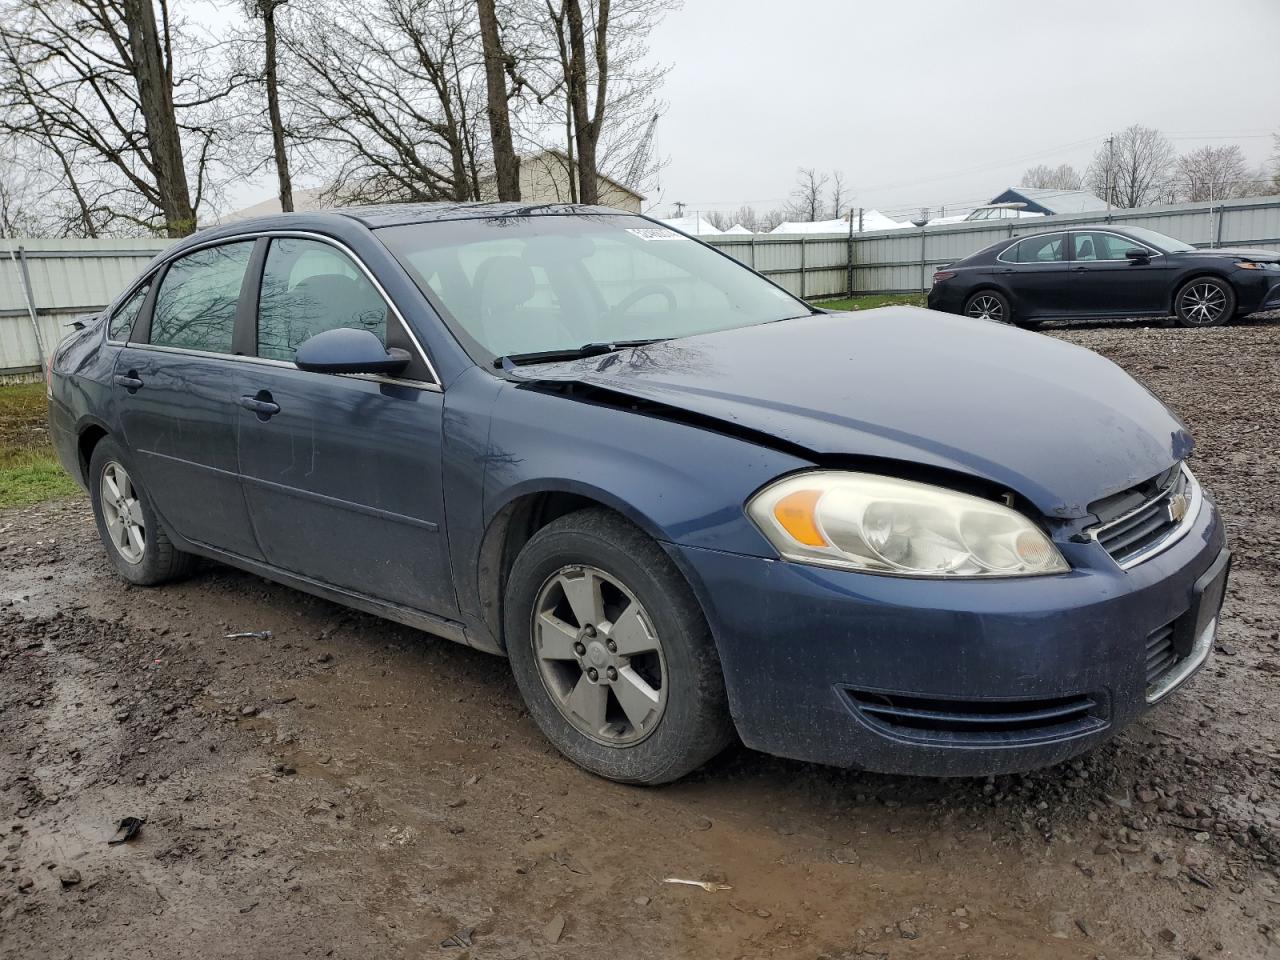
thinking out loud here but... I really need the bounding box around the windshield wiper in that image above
[495,339,667,369]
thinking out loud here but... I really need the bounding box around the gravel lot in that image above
[2,313,1280,960]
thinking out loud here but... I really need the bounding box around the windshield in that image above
[377,214,809,361]
[1121,226,1195,253]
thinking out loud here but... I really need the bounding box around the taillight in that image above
[46,348,55,398]
[932,270,956,285]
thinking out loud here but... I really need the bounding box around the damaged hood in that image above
[511,307,1191,519]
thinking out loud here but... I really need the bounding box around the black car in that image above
[928,225,1280,328]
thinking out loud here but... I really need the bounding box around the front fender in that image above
[441,371,812,645]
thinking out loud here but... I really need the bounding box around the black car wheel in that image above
[964,290,1012,325]
[504,508,734,785]
[88,437,196,585]
[1174,277,1235,328]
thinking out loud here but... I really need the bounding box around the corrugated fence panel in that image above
[0,239,169,374]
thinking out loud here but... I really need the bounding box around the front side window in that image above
[378,214,808,361]
[1075,232,1152,261]
[150,242,255,353]
[108,283,150,341]
[1003,234,1065,264]
[256,238,388,361]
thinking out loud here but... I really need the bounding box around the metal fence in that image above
[0,238,169,380]
[705,194,1280,300]
[3,195,1279,378]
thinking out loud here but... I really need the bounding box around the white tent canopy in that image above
[657,215,723,236]
[770,209,908,234]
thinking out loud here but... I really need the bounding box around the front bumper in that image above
[667,493,1227,777]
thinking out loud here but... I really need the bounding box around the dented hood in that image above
[512,307,1191,519]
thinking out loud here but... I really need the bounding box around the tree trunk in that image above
[261,0,293,213]
[476,0,519,201]
[563,0,596,204]
[120,0,195,236]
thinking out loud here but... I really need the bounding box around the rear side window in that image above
[1002,234,1065,263]
[256,238,388,361]
[150,242,255,353]
[108,283,149,341]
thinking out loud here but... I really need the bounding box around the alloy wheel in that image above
[100,461,145,564]
[531,565,668,746]
[1179,282,1227,325]
[966,294,1005,322]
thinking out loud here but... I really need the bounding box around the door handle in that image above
[113,372,143,392]
[1071,266,1088,272]
[239,394,281,419]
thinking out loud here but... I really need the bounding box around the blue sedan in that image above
[46,203,1229,784]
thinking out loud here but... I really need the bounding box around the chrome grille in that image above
[1090,466,1198,568]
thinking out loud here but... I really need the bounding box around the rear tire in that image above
[88,437,196,585]
[504,508,734,785]
[1174,276,1235,327]
[964,290,1013,325]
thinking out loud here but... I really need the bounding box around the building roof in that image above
[219,187,329,223]
[479,148,646,202]
[995,187,1109,215]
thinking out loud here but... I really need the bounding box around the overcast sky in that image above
[641,0,1280,220]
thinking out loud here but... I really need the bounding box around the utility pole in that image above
[1104,135,1114,213]
[673,201,686,218]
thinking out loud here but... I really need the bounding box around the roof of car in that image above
[250,201,628,230]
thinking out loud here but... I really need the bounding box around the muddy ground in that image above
[3,314,1280,960]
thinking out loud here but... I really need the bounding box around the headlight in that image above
[747,471,1069,578]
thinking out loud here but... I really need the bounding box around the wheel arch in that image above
[75,417,112,486]
[1169,270,1236,316]
[474,483,673,654]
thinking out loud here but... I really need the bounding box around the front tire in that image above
[1174,276,1235,327]
[88,437,196,585]
[504,508,733,785]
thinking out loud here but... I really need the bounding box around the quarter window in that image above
[150,242,255,353]
[257,238,388,361]
[1002,234,1065,264]
[108,283,149,341]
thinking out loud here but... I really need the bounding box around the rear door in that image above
[993,232,1072,318]
[115,239,265,559]
[1069,231,1170,315]
[234,235,457,616]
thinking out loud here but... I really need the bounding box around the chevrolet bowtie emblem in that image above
[1167,491,1190,524]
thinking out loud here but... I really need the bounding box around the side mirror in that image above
[1125,248,1152,262]
[294,327,410,375]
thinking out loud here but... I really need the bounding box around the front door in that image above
[115,239,264,559]
[234,236,457,617]
[1069,231,1170,315]
[993,232,1072,318]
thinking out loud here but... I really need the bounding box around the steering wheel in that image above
[605,284,678,321]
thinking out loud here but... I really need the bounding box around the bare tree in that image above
[284,0,482,204]
[247,0,294,211]
[1086,125,1176,208]
[1021,163,1083,191]
[787,167,829,221]
[506,0,673,204]
[828,170,848,220]
[0,0,236,235]
[1174,144,1254,202]
[476,0,519,200]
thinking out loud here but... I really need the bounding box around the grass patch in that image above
[818,293,928,312]
[0,381,80,508]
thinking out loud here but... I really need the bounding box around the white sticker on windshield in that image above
[626,227,681,241]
